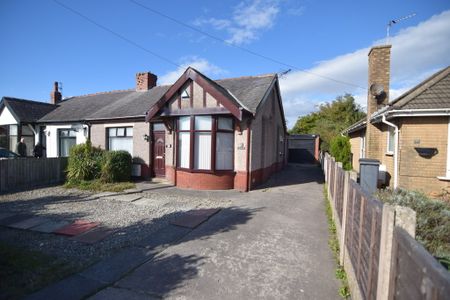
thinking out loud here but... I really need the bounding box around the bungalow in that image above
[0,97,56,156]
[0,68,288,191]
[344,45,450,195]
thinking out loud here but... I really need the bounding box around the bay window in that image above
[177,115,234,171]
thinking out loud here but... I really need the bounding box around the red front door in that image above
[152,131,166,177]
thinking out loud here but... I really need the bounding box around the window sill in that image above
[437,176,450,181]
[385,152,394,156]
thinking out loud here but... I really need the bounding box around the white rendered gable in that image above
[0,106,18,125]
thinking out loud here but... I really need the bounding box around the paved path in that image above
[28,164,340,300]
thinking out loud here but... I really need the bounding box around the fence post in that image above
[394,206,416,238]
[376,204,416,300]
[327,156,331,195]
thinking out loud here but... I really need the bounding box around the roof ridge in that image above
[64,84,173,99]
[215,73,276,81]
[68,88,135,98]
[2,97,55,106]
[389,66,450,108]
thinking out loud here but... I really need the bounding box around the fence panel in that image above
[334,167,346,224]
[329,159,336,200]
[0,157,67,193]
[345,179,383,300]
[389,227,450,300]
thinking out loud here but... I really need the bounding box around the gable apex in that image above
[146,68,248,121]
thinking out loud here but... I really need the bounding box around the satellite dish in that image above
[370,83,384,97]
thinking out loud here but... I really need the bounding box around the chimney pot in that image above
[50,81,62,104]
[136,72,157,91]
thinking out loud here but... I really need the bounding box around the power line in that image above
[52,0,181,68]
[129,0,366,90]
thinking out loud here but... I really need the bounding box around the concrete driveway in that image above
[29,164,340,300]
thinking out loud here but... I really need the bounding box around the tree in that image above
[290,94,365,151]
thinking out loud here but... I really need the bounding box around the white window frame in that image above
[360,134,366,159]
[438,116,450,180]
[386,126,395,155]
[107,126,133,155]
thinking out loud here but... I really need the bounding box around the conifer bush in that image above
[330,135,352,170]
[100,150,132,183]
[66,140,104,182]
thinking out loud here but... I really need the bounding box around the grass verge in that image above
[64,179,135,192]
[0,243,76,299]
[324,186,351,299]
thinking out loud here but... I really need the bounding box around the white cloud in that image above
[159,57,227,85]
[194,0,280,45]
[279,10,450,128]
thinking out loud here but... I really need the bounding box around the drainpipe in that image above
[246,119,252,192]
[381,114,398,189]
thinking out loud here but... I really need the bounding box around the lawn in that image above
[0,243,77,299]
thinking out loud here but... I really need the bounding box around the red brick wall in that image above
[234,171,248,192]
[176,170,235,190]
[164,163,283,191]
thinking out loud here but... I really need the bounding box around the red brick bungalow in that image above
[145,67,288,191]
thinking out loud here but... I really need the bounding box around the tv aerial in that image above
[386,13,416,44]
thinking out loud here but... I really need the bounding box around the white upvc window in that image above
[108,127,133,155]
[360,134,366,159]
[387,126,395,154]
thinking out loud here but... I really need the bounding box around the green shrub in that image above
[377,188,450,265]
[330,135,352,170]
[101,150,132,183]
[66,140,104,182]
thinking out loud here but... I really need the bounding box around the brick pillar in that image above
[366,45,391,159]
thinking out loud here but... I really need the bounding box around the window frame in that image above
[386,126,395,155]
[58,128,77,157]
[106,126,133,154]
[176,115,234,173]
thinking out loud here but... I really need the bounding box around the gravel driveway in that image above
[0,183,236,270]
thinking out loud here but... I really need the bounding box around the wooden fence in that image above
[0,157,67,193]
[321,152,450,300]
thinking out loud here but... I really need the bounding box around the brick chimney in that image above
[365,45,391,159]
[136,72,157,91]
[50,81,62,104]
[367,45,391,116]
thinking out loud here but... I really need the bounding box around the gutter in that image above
[372,108,450,122]
[381,115,399,189]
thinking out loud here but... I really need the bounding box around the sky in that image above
[0,0,449,128]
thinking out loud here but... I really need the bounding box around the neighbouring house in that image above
[344,44,450,195]
[0,68,288,191]
[0,97,57,156]
[38,75,170,178]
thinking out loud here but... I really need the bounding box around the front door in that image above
[152,131,166,177]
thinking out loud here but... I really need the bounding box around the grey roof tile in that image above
[0,97,57,123]
[37,73,276,123]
